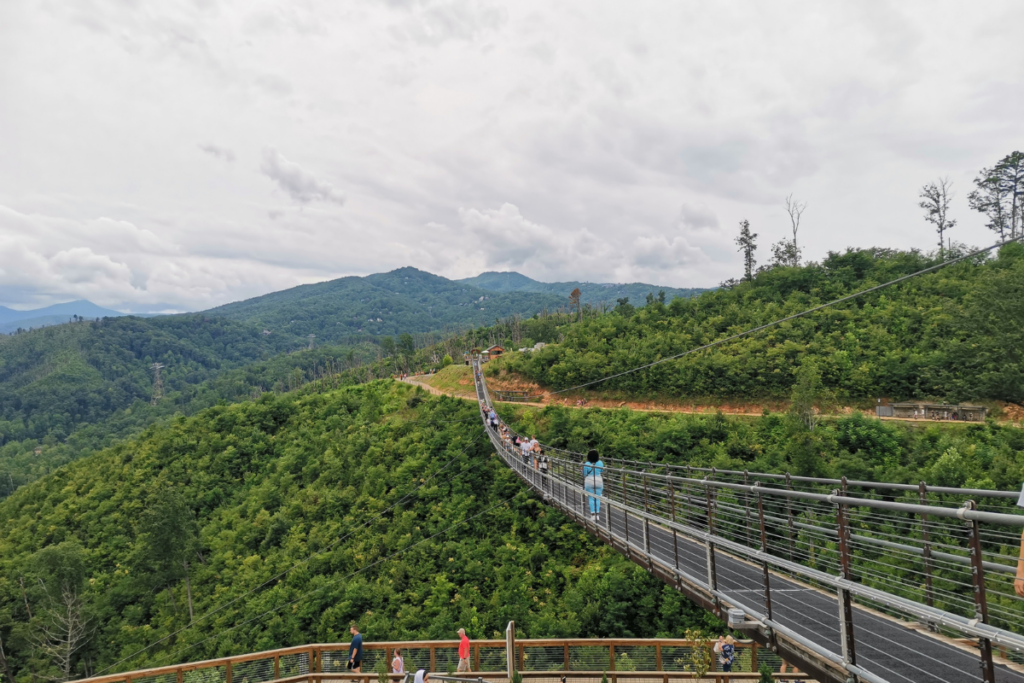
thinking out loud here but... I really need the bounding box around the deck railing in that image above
[76,639,806,683]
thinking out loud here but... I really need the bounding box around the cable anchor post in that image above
[834,483,858,680]
[704,478,721,616]
[964,499,996,683]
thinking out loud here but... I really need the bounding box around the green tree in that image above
[734,220,758,282]
[683,628,712,679]
[969,151,1024,239]
[380,337,397,358]
[789,359,832,431]
[136,488,201,621]
[398,334,416,357]
[614,298,635,319]
[442,354,453,368]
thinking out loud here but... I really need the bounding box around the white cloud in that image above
[1,0,1024,308]
[260,148,346,205]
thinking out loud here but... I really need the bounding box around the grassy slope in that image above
[0,382,715,682]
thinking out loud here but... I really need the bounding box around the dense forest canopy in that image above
[457,271,707,306]
[204,267,568,344]
[0,383,716,682]
[495,244,1024,404]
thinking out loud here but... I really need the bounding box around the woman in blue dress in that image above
[583,449,604,522]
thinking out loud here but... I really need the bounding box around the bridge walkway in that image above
[473,360,1024,683]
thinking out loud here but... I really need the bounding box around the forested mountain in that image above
[0,383,714,682]
[0,315,310,445]
[458,271,707,306]
[204,267,566,344]
[496,245,1024,404]
[0,340,381,498]
[0,301,130,335]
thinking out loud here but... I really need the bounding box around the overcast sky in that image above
[1,0,1022,312]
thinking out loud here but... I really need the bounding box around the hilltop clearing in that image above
[0,382,716,682]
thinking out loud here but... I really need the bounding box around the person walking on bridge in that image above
[457,628,471,672]
[347,624,363,673]
[584,449,604,522]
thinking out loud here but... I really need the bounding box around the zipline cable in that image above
[95,432,483,676]
[526,235,1024,399]
[151,492,521,668]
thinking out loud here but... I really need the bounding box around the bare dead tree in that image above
[784,194,807,266]
[919,177,957,259]
[33,587,90,681]
[568,288,582,322]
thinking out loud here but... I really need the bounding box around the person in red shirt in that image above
[457,628,471,672]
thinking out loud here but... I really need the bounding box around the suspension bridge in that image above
[473,359,1024,683]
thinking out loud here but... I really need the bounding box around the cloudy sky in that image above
[1,0,1022,312]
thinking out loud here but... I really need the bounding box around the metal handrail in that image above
[473,357,1024,683]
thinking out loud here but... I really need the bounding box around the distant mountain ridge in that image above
[0,300,129,334]
[203,266,566,343]
[457,271,708,305]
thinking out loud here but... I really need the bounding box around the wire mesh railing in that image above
[473,358,1024,683]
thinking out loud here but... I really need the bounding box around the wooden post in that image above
[274,656,280,680]
[475,644,481,672]
[564,643,570,671]
[750,643,757,672]
[430,646,436,673]
[608,645,615,671]
[655,644,662,671]
[225,660,233,683]
[177,670,184,683]
[518,643,524,672]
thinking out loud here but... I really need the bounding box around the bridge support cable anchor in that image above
[964,499,997,683]
[834,482,858,682]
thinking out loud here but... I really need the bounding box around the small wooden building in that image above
[888,402,987,422]
[484,345,505,359]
